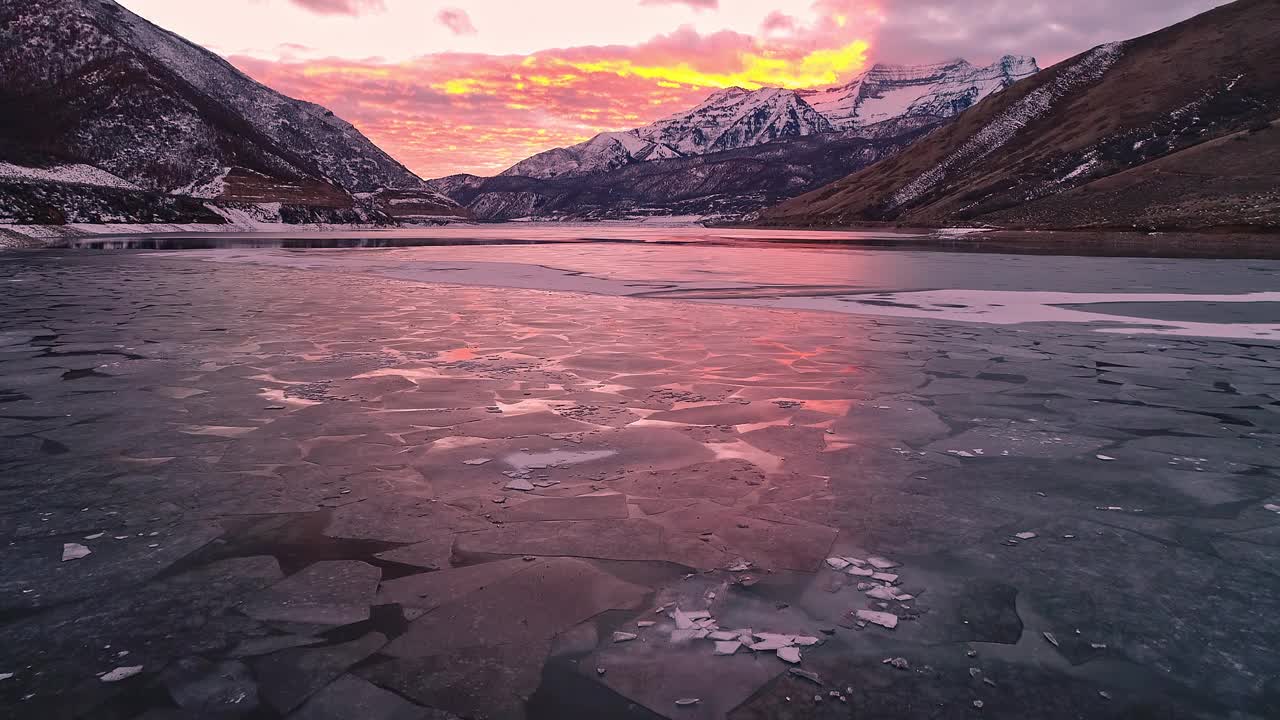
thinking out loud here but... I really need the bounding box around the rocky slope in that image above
[500,56,1037,181]
[0,0,457,227]
[761,0,1280,232]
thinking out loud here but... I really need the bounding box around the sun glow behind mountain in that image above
[118,0,880,178]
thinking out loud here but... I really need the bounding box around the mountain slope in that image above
[0,0,457,225]
[761,0,1280,231]
[499,56,1037,180]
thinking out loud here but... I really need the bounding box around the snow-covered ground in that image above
[0,215,442,249]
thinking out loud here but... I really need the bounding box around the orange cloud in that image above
[230,10,876,179]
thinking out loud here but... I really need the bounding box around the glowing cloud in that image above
[640,0,720,9]
[287,0,385,16]
[222,0,883,179]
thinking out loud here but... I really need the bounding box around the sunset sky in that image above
[118,0,1227,179]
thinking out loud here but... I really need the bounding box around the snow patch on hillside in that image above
[171,167,230,199]
[0,162,141,190]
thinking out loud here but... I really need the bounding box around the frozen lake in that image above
[111,226,1280,341]
[2,227,1278,719]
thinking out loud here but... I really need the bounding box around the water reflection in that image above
[58,223,1280,259]
[67,224,931,251]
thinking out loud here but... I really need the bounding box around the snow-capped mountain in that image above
[500,56,1038,180]
[800,56,1038,129]
[639,87,835,155]
[0,0,457,225]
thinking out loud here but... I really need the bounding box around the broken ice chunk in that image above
[726,559,753,572]
[855,610,899,629]
[675,698,700,706]
[867,556,899,570]
[1015,532,1038,540]
[1042,631,1059,647]
[673,608,694,630]
[865,586,899,601]
[62,543,91,562]
[637,621,656,628]
[0,673,12,681]
[825,557,851,571]
[871,572,899,584]
[881,657,909,670]
[612,632,637,643]
[83,532,104,540]
[1096,454,1116,461]
[749,635,793,652]
[846,565,874,577]
[708,631,738,641]
[714,641,741,656]
[1264,503,1280,513]
[793,636,820,647]
[100,666,143,683]
[777,647,802,664]
[463,458,492,466]
[790,668,822,685]
[504,478,535,491]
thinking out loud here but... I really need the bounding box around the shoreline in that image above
[4,220,1279,260]
[723,224,1280,259]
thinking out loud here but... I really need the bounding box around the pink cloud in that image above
[639,0,720,10]
[762,11,798,34]
[287,0,386,16]
[436,8,478,36]
[228,15,874,179]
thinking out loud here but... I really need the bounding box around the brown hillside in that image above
[760,0,1280,230]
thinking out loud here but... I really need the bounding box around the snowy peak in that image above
[498,55,1038,180]
[502,86,833,179]
[801,55,1039,129]
[500,132,682,179]
[639,86,833,155]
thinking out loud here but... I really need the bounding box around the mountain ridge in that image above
[496,55,1038,181]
